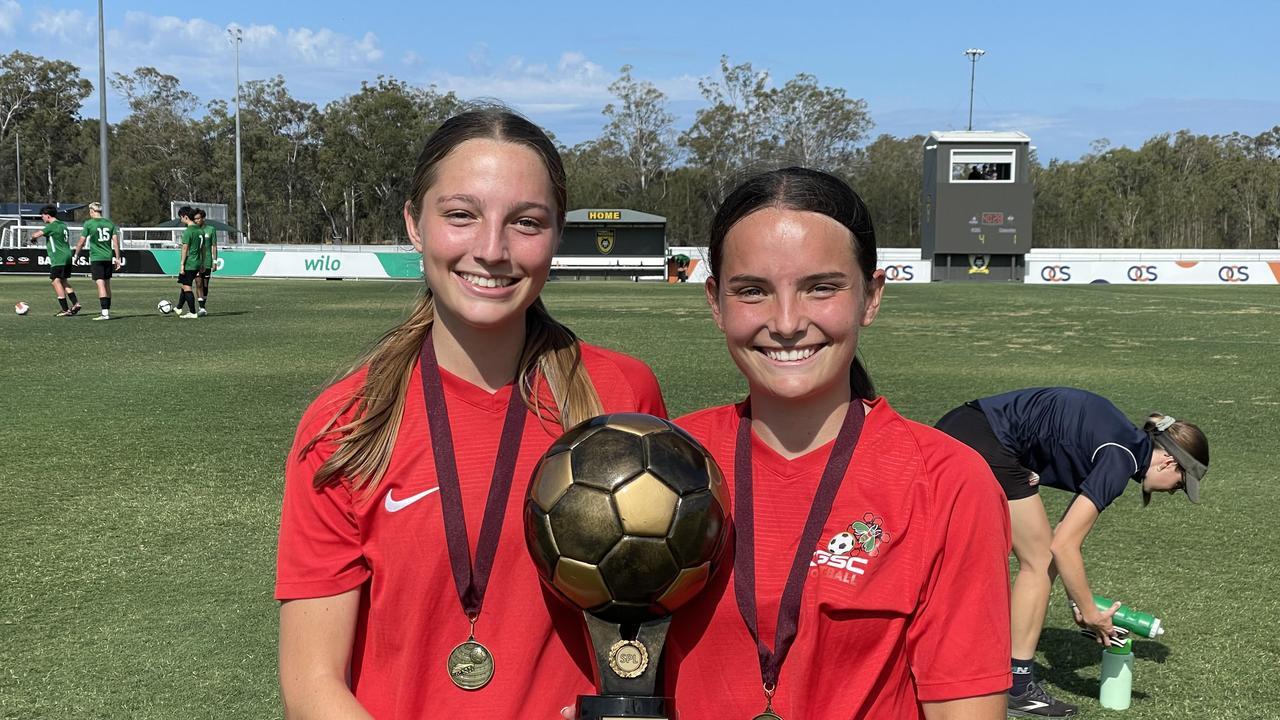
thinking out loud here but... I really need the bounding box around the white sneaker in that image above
[180,312,199,319]
[197,308,208,317]
[92,314,110,321]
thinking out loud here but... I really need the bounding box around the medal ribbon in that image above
[420,330,529,622]
[733,401,865,695]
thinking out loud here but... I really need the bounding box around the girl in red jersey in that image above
[664,168,1012,720]
[276,109,666,719]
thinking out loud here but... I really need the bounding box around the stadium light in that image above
[97,0,110,216]
[13,133,21,238]
[229,26,245,244]
[964,48,986,132]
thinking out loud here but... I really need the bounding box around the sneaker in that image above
[92,314,110,321]
[1008,681,1077,717]
[197,308,207,317]
[55,310,72,317]
[69,303,82,315]
[180,312,199,319]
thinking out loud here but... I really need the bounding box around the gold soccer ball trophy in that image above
[525,413,729,720]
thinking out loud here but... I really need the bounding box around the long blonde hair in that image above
[302,109,602,492]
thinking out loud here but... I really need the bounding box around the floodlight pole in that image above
[14,133,21,238]
[97,0,110,216]
[230,27,245,244]
[965,48,986,131]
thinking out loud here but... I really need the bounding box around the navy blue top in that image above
[977,387,1151,512]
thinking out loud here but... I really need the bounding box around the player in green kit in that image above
[192,208,217,316]
[29,204,82,316]
[174,206,201,318]
[71,201,122,320]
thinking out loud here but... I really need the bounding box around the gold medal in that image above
[447,639,494,690]
[422,338,529,695]
[606,639,649,678]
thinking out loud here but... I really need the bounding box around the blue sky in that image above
[3,0,1277,161]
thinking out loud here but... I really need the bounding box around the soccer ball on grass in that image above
[14,301,30,315]
[157,299,173,314]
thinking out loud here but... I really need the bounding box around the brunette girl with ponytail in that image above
[275,108,666,719]
[663,168,1013,719]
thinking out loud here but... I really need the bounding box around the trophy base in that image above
[577,694,673,720]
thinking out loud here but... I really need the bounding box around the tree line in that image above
[2,50,1277,249]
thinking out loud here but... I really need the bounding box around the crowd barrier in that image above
[5,247,1277,285]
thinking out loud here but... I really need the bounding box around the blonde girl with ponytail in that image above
[275,108,666,719]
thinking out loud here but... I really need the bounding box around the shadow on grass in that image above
[63,310,254,322]
[155,311,254,320]
[1038,627,1170,699]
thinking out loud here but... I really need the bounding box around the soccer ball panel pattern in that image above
[524,505,559,579]
[614,472,678,537]
[525,413,730,624]
[596,412,671,436]
[657,561,711,613]
[666,491,725,568]
[570,428,646,492]
[553,557,612,611]
[530,451,573,512]
[547,485,622,564]
[545,418,602,457]
[706,456,729,514]
[598,537,679,617]
[645,429,713,496]
[827,532,855,555]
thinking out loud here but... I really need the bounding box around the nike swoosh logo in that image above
[384,487,440,513]
[1019,701,1049,710]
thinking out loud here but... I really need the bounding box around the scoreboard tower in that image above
[921,131,1033,281]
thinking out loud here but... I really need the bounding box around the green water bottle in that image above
[1093,595,1164,638]
[1099,637,1134,710]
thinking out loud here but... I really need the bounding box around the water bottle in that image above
[1093,595,1164,638]
[1099,637,1134,710]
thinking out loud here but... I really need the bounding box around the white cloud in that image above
[32,7,90,40]
[0,1,22,36]
[987,113,1068,133]
[432,51,610,109]
[285,28,382,66]
[466,43,490,72]
[87,11,384,80]
[127,11,218,40]
[430,50,698,116]
[3,7,397,126]
[4,6,698,146]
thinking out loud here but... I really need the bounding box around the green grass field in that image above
[1,276,1277,718]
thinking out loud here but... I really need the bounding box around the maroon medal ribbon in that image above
[733,401,865,715]
[419,331,529,624]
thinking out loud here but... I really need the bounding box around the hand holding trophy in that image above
[525,413,730,720]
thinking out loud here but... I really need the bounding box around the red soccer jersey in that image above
[667,398,1012,720]
[276,342,666,718]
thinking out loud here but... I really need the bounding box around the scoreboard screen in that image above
[559,225,665,256]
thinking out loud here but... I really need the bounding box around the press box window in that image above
[950,149,1015,183]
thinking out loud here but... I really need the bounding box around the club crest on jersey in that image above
[849,512,891,556]
[811,512,892,586]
